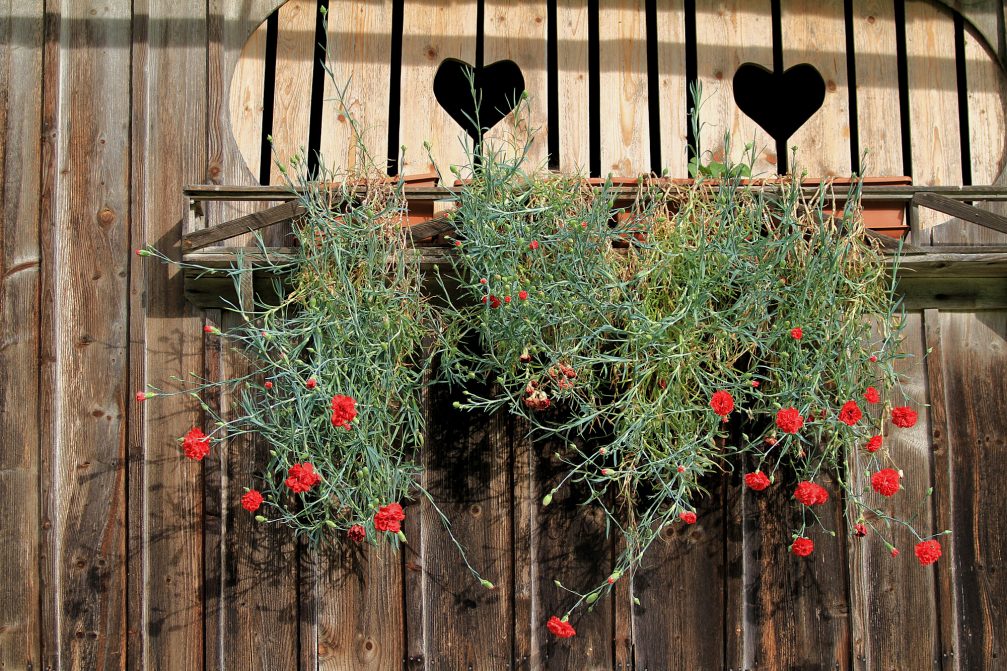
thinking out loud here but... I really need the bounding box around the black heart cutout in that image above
[733,63,826,145]
[433,58,526,141]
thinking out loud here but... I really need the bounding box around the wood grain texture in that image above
[483,0,549,170]
[694,0,777,175]
[656,0,688,177]
[416,381,513,668]
[780,0,852,176]
[923,308,961,670]
[269,0,316,178]
[129,2,210,669]
[905,0,963,242]
[0,1,43,668]
[40,1,132,668]
[963,24,1007,244]
[398,0,478,177]
[851,0,904,176]
[739,468,851,670]
[556,0,590,173]
[631,478,726,670]
[940,310,1007,670]
[228,15,267,186]
[534,439,613,671]
[318,0,393,174]
[848,313,939,670]
[599,0,650,177]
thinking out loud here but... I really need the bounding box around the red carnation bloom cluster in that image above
[791,537,814,557]
[710,390,734,417]
[285,463,322,493]
[546,616,576,639]
[854,523,868,537]
[524,381,551,411]
[892,406,918,428]
[775,407,804,434]
[794,481,829,506]
[679,511,697,524]
[330,394,357,430]
[745,471,771,491]
[374,502,406,533]
[838,400,862,426]
[865,435,883,453]
[871,468,900,497]
[347,524,366,543]
[914,539,942,566]
[790,327,803,340]
[241,489,263,512]
[863,387,880,404]
[182,427,211,461]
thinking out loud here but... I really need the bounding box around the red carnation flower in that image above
[306,377,317,389]
[518,290,529,301]
[479,278,488,285]
[710,390,734,417]
[285,462,322,494]
[863,387,881,404]
[546,616,576,639]
[529,240,539,250]
[374,502,406,533]
[489,295,502,309]
[264,380,273,390]
[839,400,862,426]
[791,537,814,557]
[914,539,942,566]
[751,380,760,387]
[744,471,771,491]
[775,407,804,434]
[182,427,211,461]
[794,481,829,506]
[347,524,366,543]
[241,490,264,512]
[790,327,803,340]
[135,392,147,402]
[203,324,214,334]
[504,295,512,304]
[854,523,867,537]
[869,355,878,363]
[890,548,900,557]
[865,435,882,453]
[892,406,918,428]
[679,511,697,524]
[871,468,900,497]
[330,394,357,430]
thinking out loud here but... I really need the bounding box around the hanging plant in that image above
[137,75,948,641]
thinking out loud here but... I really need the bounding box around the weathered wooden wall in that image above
[2,1,1007,669]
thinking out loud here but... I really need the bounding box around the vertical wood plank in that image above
[939,310,1007,670]
[40,1,132,668]
[398,0,478,177]
[922,309,960,670]
[599,0,650,177]
[205,3,305,670]
[780,0,852,176]
[631,479,726,670]
[268,0,316,180]
[851,0,904,175]
[905,0,962,241]
[656,0,688,177]
[130,2,209,669]
[415,381,513,668]
[533,439,613,671]
[483,0,549,170]
[963,24,1007,244]
[694,0,777,175]
[556,0,590,173]
[847,313,938,670]
[227,17,268,185]
[512,426,535,670]
[318,0,394,174]
[0,1,43,668]
[209,312,301,671]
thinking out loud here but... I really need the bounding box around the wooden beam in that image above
[913,191,1007,236]
[182,200,304,250]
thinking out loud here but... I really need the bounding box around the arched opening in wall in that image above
[227,0,1007,201]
